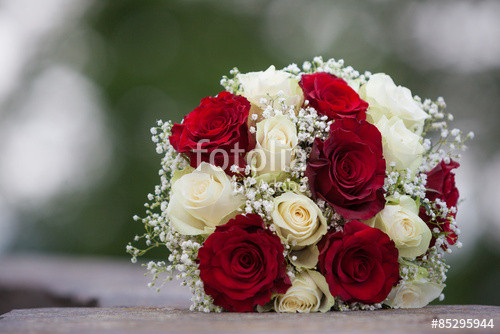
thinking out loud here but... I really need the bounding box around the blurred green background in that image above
[0,0,498,306]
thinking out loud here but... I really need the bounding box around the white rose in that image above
[385,279,444,309]
[166,162,244,235]
[346,78,362,92]
[364,196,432,258]
[272,192,327,249]
[375,115,424,173]
[238,65,304,110]
[359,73,429,134]
[248,115,298,174]
[275,270,335,313]
[289,245,319,269]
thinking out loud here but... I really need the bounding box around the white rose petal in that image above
[237,65,304,110]
[272,192,327,249]
[376,115,425,174]
[275,270,335,313]
[385,279,444,309]
[166,162,244,235]
[364,195,432,258]
[289,245,319,269]
[249,115,298,174]
[360,73,429,134]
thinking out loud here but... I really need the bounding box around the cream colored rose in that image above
[289,245,319,269]
[238,65,304,109]
[272,192,327,249]
[385,278,444,309]
[347,78,362,92]
[364,196,431,258]
[248,115,298,174]
[275,270,335,313]
[375,115,424,173]
[166,163,244,235]
[359,73,429,134]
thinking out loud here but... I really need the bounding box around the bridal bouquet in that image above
[127,57,472,313]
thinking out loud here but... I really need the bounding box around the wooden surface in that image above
[0,255,498,333]
[1,305,499,334]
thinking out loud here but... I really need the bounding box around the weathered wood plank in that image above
[1,305,499,334]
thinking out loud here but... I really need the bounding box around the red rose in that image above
[305,119,386,220]
[420,160,460,246]
[169,92,254,173]
[198,214,291,312]
[424,160,460,209]
[299,72,368,121]
[317,220,399,304]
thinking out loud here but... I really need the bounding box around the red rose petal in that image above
[198,214,291,312]
[317,221,400,304]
